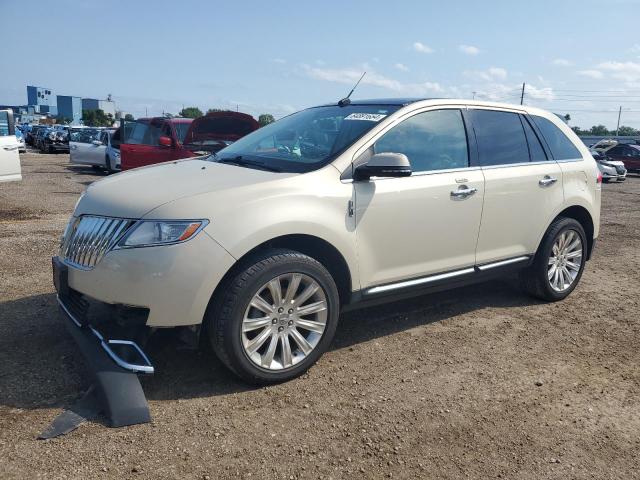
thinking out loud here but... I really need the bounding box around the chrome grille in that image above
[60,216,134,269]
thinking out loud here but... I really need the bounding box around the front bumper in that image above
[54,256,154,374]
[61,228,236,327]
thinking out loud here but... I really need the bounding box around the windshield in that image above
[212,105,400,173]
[174,122,191,143]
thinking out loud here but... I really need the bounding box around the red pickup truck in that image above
[120,111,259,170]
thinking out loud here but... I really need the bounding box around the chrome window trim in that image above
[341,166,482,183]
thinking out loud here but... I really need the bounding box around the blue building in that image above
[26,85,57,116]
[57,95,82,124]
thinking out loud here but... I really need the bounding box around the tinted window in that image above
[123,120,162,145]
[0,111,9,136]
[520,115,547,162]
[374,109,468,172]
[607,145,624,155]
[470,110,529,166]
[531,115,581,160]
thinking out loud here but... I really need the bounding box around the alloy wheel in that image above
[242,273,328,370]
[547,229,583,292]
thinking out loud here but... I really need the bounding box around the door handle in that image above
[450,185,478,199]
[3,145,19,151]
[539,175,557,187]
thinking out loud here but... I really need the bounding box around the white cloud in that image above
[597,61,640,82]
[465,67,507,82]
[553,58,573,67]
[578,69,604,79]
[413,42,434,54]
[299,64,444,96]
[459,45,480,55]
[394,63,409,72]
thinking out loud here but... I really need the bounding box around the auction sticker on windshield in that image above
[344,113,387,121]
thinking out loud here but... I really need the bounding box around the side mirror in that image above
[354,152,412,181]
[91,139,102,146]
[158,135,173,148]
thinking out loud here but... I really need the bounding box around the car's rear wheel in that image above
[521,217,587,302]
[207,249,340,384]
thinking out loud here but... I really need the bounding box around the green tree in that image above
[564,114,571,123]
[82,109,113,127]
[124,113,134,121]
[207,108,224,114]
[589,125,610,136]
[571,126,585,136]
[258,113,275,127]
[55,116,71,125]
[179,107,203,118]
[617,125,638,136]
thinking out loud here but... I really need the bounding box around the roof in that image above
[319,98,427,107]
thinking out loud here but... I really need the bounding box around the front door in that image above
[470,109,564,264]
[354,108,484,289]
[0,110,21,182]
[70,127,102,165]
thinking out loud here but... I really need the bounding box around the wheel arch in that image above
[552,205,595,260]
[210,234,353,309]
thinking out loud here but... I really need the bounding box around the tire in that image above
[520,217,587,302]
[207,249,340,384]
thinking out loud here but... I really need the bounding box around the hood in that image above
[182,112,259,148]
[75,158,291,218]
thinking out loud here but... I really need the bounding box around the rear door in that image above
[120,119,172,170]
[471,108,563,265]
[0,110,22,182]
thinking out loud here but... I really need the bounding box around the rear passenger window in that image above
[374,109,468,172]
[470,110,530,166]
[531,115,581,160]
[520,115,547,162]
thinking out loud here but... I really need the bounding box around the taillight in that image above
[597,172,603,184]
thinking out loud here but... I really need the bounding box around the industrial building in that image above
[56,95,82,124]
[81,98,116,117]
[26,85,58,116]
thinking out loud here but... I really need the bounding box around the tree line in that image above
[570,125,640,137]
[178,107,275,127]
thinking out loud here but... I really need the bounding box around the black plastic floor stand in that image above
[39,315,152,438]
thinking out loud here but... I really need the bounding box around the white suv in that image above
[53,99,601,384]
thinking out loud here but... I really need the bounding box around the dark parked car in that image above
[604,143,640,173]
[33,127,51,151]
[40,126,70,153]
[26,125,47,146]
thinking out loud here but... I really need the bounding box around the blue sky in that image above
[4,0,640,129]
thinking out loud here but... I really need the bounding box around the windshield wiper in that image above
[217,156,282,172]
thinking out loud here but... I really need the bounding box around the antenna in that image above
[338,72,366,107]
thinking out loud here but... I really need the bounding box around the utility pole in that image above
[520,83,525,105]
[616,106,622,137]
[472,91,476,100]
[145,106,148,117]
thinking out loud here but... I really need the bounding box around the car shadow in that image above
[0,277,540,412]
[64,165,109,177]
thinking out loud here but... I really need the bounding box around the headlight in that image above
[117,220,208,248]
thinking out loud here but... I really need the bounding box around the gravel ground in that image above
[1,152,639,480]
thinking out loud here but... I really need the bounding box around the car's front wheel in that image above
[207,249,340,384]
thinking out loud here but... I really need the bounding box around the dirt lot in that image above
[1,151,639,480]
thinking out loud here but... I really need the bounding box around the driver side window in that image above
[374,109,469,172]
